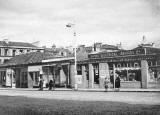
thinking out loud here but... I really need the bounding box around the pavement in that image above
[0,87,160,92]
[0,87,160,105]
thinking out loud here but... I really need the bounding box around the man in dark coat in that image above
[115,76,120,91]
[39,79,43,91]
[110,74,114,88]
[48,80,53,90]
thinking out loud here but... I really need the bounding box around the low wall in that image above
[120,81,141,88]
[148,81,160,89]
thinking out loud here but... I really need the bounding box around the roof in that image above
[0,52,58,67]
[101,44,119,50]
[0,41,37,48]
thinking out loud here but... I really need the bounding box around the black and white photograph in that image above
[0,0,160,115]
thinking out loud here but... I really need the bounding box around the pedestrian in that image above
[110,74,114,88]
[39,79,44,91]
[115,75,120,91]
[48,80,53,90]
[104,77,110,92]
[52,78,55,90]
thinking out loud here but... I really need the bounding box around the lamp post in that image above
[66,22,78,90]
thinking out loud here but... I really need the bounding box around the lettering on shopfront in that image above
[89,49,145,59]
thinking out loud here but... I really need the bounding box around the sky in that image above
[0,0,160,49]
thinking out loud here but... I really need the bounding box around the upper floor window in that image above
[12,50,16,56]
[19,49,23,54]
[5,49,8,56]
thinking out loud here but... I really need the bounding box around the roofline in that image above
[0,46,44,49]
[42,57,74,63]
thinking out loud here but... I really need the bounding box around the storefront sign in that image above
[89,49,145,59]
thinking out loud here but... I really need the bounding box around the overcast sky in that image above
[0,0,160,49]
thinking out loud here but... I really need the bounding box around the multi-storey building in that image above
[0,39,44,64]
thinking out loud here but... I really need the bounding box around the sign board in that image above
[75,75,82,84]
[89,49,145,59]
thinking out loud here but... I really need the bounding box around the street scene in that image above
[0,0,160,115]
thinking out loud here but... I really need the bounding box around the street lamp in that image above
[66,22,78,90]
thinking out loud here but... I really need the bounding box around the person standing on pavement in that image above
[52,78,56,90]
[115,75,120,91]
[39,79,44,91]
[48,80,53,90]
[104,77,110,92]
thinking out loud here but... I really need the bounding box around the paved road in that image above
[0,88,160,105]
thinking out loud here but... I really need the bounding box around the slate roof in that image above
[0,52,59,67]
[0,41,37,48]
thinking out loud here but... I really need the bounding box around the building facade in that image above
[0,39,44,64]
[0,42,160,89]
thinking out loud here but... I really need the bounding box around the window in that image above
[134,63,139,67]
[148,61,153,66]
[27,50,30,53]
[12,50,16,56]
[19,49,23,53]
[117,63,121,68]
[5,49,8,56]
[4,59,9,63]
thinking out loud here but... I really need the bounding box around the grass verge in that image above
[0,95,159,115]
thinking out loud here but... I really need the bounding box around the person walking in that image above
[39,79,44,91]
[104,77,110,92]
[115,75,120,91]
[48,80,53,90]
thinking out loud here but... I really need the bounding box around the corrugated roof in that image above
[0,41,37,48]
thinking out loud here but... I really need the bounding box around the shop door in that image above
[93,64,99,84]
